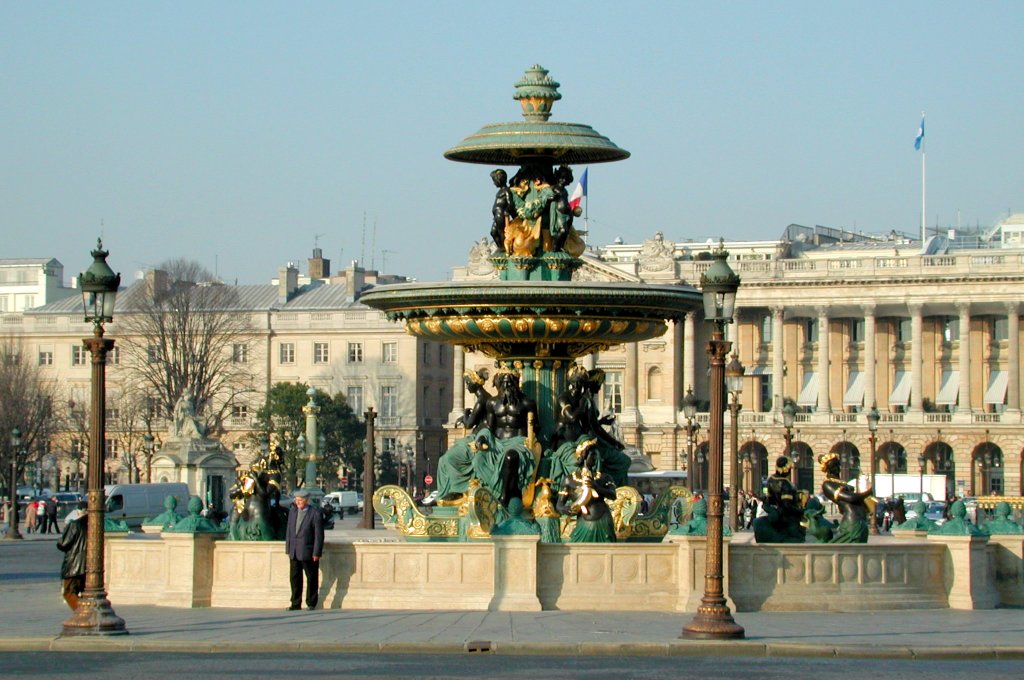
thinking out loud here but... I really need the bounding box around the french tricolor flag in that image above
[569,168,588,211]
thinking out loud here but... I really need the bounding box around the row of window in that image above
[757,315,1009,344]
[278,341,399,365]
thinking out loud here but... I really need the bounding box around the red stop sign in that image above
[339,477,348,488]
[424,474,434,486]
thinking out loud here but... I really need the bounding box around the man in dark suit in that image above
[285,489,324,610]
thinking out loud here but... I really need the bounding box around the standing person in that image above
[56,501,87,610]
[285,489,324,611]
[45,496,59,534]
[25,499,38,534]
[36,497,47,533]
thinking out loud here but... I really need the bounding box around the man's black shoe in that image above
[287,605,301,611]
[306,605,317,610]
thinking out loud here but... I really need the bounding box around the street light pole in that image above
[782,401,795,483]
[725,354,744,532]
[63,239,126,636]
[682,243,744,640]
[866,404,880,535]
[360,407,376,530]
[682,387,699,491]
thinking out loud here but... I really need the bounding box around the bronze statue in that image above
[819,452,873,543]
[555,440,617,542]
[228,445,287,540]
[490,169,513,252]
[753,456,806,543]
[982,501,1024,535]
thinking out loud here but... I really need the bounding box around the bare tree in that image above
[0,335,63,498]
[115,259,258,435]
[109,388,151,484]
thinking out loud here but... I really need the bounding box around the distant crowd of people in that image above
[23,496,61,534]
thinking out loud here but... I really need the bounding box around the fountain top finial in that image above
[512,64,561,122]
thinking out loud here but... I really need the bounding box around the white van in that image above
[104,483,190,529]
[323,491,360,514]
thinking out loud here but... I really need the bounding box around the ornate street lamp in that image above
[63,239,126,636]
[918,454,926,499]
[5,428,24,540]
[682,244,744,640]
[360,407,377,530]
[866,404,880,535]
[725,354,744,532]
[781,400,795,461]
[682,387,700,487]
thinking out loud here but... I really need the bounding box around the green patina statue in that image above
[802,496,835,543]
[143,494,185,531]
[670,497,732,537]
[930,499,985,536]
[980,501,1023,535]
[491,498,541,536]
[895,501,937,532]
[167,496,224,534]
[228,446,287,541]
[555,440,617,542]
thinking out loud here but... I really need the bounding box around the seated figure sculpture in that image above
[548,365,631,491]
[435,364,540,507]
[753,456,806,543]
[555,439,617,542]
[818,452,873,543]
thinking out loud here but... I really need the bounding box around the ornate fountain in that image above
[360,66,701,541]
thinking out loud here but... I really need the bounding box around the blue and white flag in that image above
[914,115,925,151]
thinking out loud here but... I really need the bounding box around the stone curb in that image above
[1,638,1022,660]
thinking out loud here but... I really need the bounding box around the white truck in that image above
[858,473,948,502]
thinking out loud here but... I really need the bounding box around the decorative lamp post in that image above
[360,407,377,530]
[790,448,801,486]
[682,387,700,487]
[725,353,744,532]
[142,433,154,484]
[682,244,744,640]
[888,451,898,505]
[866,404,880,535]
[317,433,326,488]
[63,239,126,636]
[781,400,795,463]
[302,387,320,489]
[695,449,706,491]
[5,428,23,540]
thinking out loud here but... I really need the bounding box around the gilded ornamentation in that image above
[425,319,442,334]
[373,485,460,539]
[479,318,496,332]
[449,319,465,334]
[611,321,628,334]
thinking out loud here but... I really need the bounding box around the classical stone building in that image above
[453,217,1024,499]
[12,250,452,497]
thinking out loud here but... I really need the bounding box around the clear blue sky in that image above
[3,2,1021,283]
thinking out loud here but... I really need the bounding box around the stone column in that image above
[684,311,697,396]
[672,319,683,415]
[621,341,640,425]
[817,307,831,413]
[1006,303,1020,413]
[957,302,972,413]
[863,305,877,409]
[910,303,924,412]
[448,347,466,425]
[490,535,542,611]
[771,307,784,413]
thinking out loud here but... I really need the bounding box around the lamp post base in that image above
[61,593,128,636]
[681,604,745,640]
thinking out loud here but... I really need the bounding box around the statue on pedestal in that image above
[555,440,617,542]
[228,446,287,541]
[171,393,207,441]
[167,496,224,533]
[981,501,1024,535]
[931,500,986,536]
[819,452,872,543]
[753,456,806,543]
[143,495,185,532]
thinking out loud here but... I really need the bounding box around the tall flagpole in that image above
[919,112,926,243]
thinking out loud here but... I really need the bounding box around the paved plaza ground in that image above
[2,515,1022,660]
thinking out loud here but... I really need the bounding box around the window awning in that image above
[936,370,960,405]
[984,370,1008,405]
[797,372,819,406]
[744,365,771,375]
[843,371,865,406]
[889,371,911,406]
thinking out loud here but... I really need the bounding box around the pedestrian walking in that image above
[57,501,88,610]
[285,489,324,611]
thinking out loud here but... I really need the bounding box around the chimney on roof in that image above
[146,269,169,298]
[278,264,299,302]
[309,247,330,280]
[345,260,366,300]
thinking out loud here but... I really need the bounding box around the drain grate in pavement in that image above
[465,640,493,653]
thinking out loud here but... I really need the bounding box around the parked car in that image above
[104,482,190,529]
[324,491,360,514]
